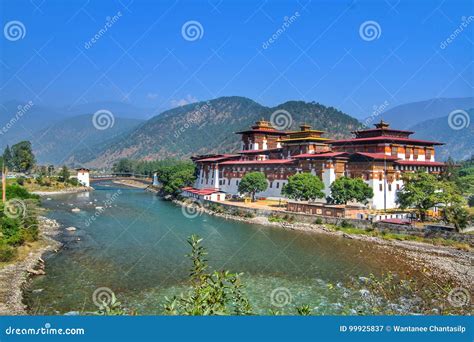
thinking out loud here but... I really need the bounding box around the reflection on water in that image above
[26,182,419,315]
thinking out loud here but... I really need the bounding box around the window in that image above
[276,182,280,189]
[379,184,383,191]
[426,149,432,160]
[391,146,398,156]
[396,184,400,190]
[228,179,230,185]
[269,182,273,188]
[236,180,239,186]
[388,184,392,191]
[379,173,383,181]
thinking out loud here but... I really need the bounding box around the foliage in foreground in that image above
[0,185,40,262]
[328,177,373,205]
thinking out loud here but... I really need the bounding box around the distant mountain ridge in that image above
[410,109,473,161]
[369,97,474,129]
[67,96,362,167]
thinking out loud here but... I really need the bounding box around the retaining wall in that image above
[201,200,474,246]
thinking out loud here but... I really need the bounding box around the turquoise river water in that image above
[25,181,423,315]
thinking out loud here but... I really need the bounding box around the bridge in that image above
[90,173,153,183]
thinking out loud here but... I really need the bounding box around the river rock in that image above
[27,268,46,275]
[71,208,80,212]
[65,227,77,232]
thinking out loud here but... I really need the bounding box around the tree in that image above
[329,177,373,205]
[443,205,471,232]
[11,141,35,172]
[238,172,268,201]
[112,158,134,174]
[2,145,13,170]
[58,165,71,182]
[396,171,442,221]
[282,172,325,201]
[47,165,55,177]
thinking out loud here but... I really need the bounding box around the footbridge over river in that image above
[90,173,153,184]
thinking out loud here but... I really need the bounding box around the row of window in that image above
[378,183,401,192]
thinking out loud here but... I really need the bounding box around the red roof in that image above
[195,154,240,162]
[220,159,294,165]
[380,218,412,225]
[182,187,222,195]
[329,136,443,146]
[238,148,282,154]
[292,152,348,159]
[235,129,288,135]
[353,152,399,160]
[395,160,445,167]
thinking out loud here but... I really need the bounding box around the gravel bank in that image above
[0,217,61,315]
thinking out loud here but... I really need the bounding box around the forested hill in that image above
[67,96,361,168]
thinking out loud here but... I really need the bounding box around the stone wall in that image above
[201,200,474,246]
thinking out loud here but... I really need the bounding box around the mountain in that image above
[410,108,473,161]
[368,97,474,129]
[68,96,362,168]
[0,100,69,147]
[31,114,143,165]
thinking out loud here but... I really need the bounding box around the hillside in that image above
[368,97,474,129]
[32,114,143,165]
[68,96,361,167]
[411,109,473,161]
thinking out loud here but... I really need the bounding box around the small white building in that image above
[181,187,226,202]
[76,168,90,187]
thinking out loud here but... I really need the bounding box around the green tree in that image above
[11,141,35,172]
[238,172,268,201]
[58,165,71,182]
[3,145,13,170]
[282,172,325,201]
[329,177,373,205]
[396,171,442,221]
[112,158,134,174]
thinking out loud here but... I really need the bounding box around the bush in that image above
[68,177,80,186]
[0,242,16,262]
[340,220,354,228]
[314,217,323,225]
[16,177,25,186]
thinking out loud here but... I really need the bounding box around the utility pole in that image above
[383,155,387,212]
[2,162,6,203]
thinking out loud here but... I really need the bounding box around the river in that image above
[25,181,424,315]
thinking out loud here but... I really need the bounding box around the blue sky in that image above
[0,0,473,119]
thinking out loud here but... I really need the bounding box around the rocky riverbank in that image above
[112,179,149,189]
[31,186,91,196]
[0,217,61,315]
[175,199,474,287]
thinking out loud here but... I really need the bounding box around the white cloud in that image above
[147,92,159,100]
[171,94,198,107]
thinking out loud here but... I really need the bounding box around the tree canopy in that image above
[329,177,373,205]
[282,172,325,201]
[10,141,35,173]
[238,172,268,201]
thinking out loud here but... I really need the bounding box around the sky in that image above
[0,0,473,119]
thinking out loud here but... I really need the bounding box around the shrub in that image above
[0,242,16,262]
[16,177,25,186]
[314,217,323,225]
